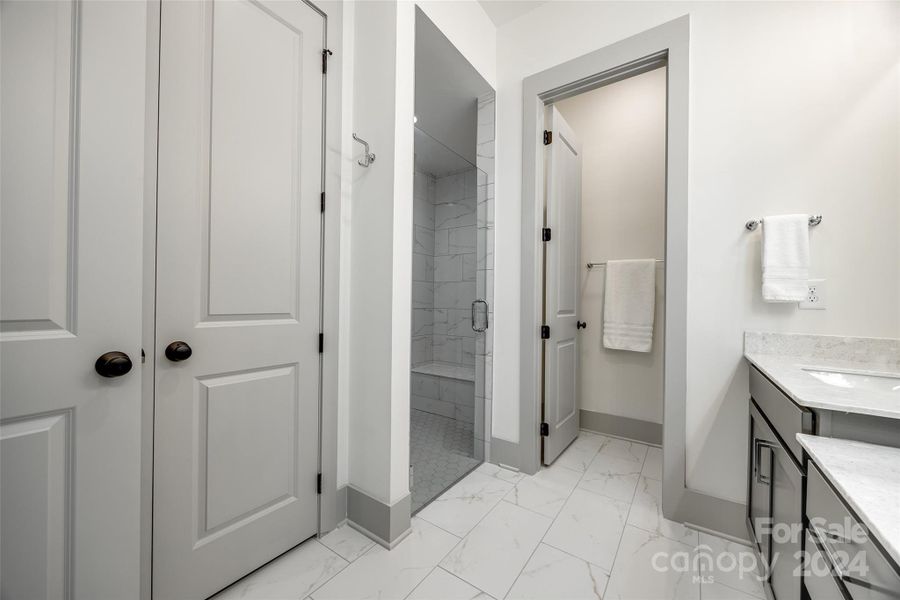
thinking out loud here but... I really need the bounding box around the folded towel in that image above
[603,259,656,352]
[762,214,810,302]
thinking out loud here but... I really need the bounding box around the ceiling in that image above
[477,0,546,26]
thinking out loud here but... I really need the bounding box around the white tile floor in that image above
[214,431,767,600]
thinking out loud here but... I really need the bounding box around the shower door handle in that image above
[471,299,488,332]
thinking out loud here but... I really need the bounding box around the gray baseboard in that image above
[490,436,523,472]
[346,487,411,548]
[580,409,662,445]
[334,485,348,524]
[674,488,749,543]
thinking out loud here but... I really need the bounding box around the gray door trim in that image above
[516,16,741,536]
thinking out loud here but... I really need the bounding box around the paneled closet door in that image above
[0,1,147,598]
[153,1,325,598]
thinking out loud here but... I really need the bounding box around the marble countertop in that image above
[744,332,900,419]
[797,433,900,566]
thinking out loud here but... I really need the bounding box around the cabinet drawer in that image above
[749,366,814,462]
[805,530,851,599]
[807,463,900,599]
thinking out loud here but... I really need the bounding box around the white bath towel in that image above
[603,259,656,352]
[762,214,810,302]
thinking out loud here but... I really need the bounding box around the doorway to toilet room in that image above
[537,63,668,466]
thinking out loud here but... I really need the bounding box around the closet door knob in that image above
[95,351,133,378]
[165,341,192,362]
[576,321,587,330]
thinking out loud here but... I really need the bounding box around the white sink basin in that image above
[803,367,900,393]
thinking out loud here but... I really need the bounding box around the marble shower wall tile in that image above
[434,281,475,310]
[413,225,435,255]
[434,254,463,282]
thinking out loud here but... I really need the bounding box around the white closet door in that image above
[0,1,147,598]
[153,1,325,598]
[542,106,583,465]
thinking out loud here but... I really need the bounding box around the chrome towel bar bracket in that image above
[352,133,375,167]
[745,215,822,231]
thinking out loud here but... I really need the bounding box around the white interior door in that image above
[542,106,583,465]
[153,1,325,598]
[0,1,147,598]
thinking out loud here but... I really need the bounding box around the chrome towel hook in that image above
[352,133,375,167]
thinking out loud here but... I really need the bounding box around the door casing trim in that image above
[515,15,746,539]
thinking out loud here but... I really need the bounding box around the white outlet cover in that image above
[799,279,826,310]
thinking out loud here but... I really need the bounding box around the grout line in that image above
[502,448,598,596]
[401,565,439,600]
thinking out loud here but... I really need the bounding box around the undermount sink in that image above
[803,367,900,393]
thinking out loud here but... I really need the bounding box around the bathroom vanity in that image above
[743,333,900,600]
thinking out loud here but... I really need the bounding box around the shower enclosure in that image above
[410,126,491,512]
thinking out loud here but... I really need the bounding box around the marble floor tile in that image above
[597,437,648,464]
[552,432,609,472]
[543,487,630,572]
[417,471,513,536]
[475,461,525,484]
[604,526,700,600]
[626,476,699,545]
[695,533,766,599]
[578,453,642,503]
[440,501,552,599]
[506,543,609,600]
[318,523,375,563]
[503,461,582,518]
[310,518,458,600]
[701,580,764,600]
[212,539,347,600]
[406,568,493,600]
[641,446,662,480]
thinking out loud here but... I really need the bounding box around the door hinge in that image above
[540,422,550,437]
[541,227,551,242]
[316,473,322,494]
[543,130,552,145]
[321,191,326,213]
[322,49,333,74]
[318,333,324,353]
[540,325,550,339]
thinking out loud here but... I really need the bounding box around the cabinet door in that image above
[769,439,803,600]
[748,403,773,565]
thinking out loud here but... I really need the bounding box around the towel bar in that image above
[745,215,822,231]
[587,259,664,270]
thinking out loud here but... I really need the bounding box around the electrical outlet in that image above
[799,279,826,310]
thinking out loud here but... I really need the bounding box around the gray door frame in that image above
[515,15,747,540]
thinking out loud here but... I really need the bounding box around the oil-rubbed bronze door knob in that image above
[95,351,133,378]
[165,341,192,362]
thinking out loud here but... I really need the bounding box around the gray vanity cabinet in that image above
[748,367,815,600]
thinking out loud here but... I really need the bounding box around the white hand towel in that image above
[762,214,809,302]
[603,259,656,352]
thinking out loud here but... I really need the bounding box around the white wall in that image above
[554,67,667,425]
[492,1,900,503]
[415,0,497,88]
